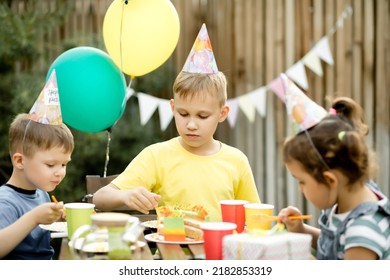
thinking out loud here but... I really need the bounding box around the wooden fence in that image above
[11,0,390,225]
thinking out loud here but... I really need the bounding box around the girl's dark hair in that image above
[330,96,368,137]
[283,98,376,186]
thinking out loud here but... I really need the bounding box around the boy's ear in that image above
[219,105,229,122]
[12,153,24,169]
[323,170,338,188]
[170,99,174,112]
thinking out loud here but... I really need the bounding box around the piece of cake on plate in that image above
[156,205,209,241]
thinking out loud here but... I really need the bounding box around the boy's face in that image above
[17,146,71,192]
[170,92,229,154]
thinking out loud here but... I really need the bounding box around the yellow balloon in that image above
[103,0,180,77]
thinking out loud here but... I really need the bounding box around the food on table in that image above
[156,205,209,241]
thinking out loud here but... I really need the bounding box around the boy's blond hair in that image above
[9,113,74,158]
[172,71,227,107]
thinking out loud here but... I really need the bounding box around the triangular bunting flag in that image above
[302,50,323,76]
[286,61,309,90]
[250,87,267,117]
[126,87,135,101]
[226,98,239,128]
[238,93,256,122]
[313,37,334,65]
[137,93,159,126]
[158,99,174,131]
[267,77,285,102]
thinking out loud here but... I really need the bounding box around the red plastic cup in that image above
[200,222,237,260]
[220,200,248,233]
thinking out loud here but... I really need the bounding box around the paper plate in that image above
[39,222,67,238]
[144,233,203,245]
[39,221,67,232]
[142,220,158,229]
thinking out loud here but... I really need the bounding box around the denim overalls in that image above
[316,189,390,260]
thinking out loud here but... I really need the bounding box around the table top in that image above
[155,243,205,260]
[58,232,205,260]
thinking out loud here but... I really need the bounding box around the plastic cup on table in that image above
[200,222,237,260]
[64,202,95,240]
[244,203,274,231]
[220,200,248,233]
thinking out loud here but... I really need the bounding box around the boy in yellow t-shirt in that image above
[93,24,260,221]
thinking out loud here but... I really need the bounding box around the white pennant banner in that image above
[250,87,267,117]
[286,61,308,90]
[238,93,256,122]
[158,99,174,131]
[302,50,323,76]
[126,87,135,101]
[137,93,160,126]
[313,37,334,65]
[226,98,239,128]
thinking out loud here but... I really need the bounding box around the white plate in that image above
[39,221,67,232]
[144,233,203,245]
[69,238,108,253]
[40,222,67,238]
[69,238,146,253]
[142,220,158,229]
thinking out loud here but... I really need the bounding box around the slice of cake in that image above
[156,205,209,241]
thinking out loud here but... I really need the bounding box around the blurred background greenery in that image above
[0,1,176,203]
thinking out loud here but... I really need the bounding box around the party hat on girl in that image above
[29,70,62,125]
[280,73,327,134]
[182,23,219,74]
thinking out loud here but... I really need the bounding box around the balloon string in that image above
[120,4,135,99]
[103,129,111,177]
[119,2,124,73]
[127,76,133,91]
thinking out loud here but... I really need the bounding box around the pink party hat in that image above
[280,73,327,134]
[182,23,219,74]
[29,70,62,125]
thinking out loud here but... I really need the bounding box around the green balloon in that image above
[47,47,127,133]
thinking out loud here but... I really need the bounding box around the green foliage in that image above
[0,1,73,65]
[0,1,72,183]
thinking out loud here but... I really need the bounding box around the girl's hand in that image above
[278,206,305,233]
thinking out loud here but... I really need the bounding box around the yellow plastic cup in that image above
[244,203,274,231]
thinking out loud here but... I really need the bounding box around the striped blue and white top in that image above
[327,193,390,260]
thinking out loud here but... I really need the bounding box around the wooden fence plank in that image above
[324,0,335,101]
[313,0,324,104]
[363,0,375,148]
[375,0,390,191]
[352,0,363,106]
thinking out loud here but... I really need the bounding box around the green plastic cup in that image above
[65,203,95,240]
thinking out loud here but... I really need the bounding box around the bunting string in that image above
[125,5,353,131]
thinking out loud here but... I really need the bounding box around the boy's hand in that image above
[124,187,161,214]
[33,202,65,225]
